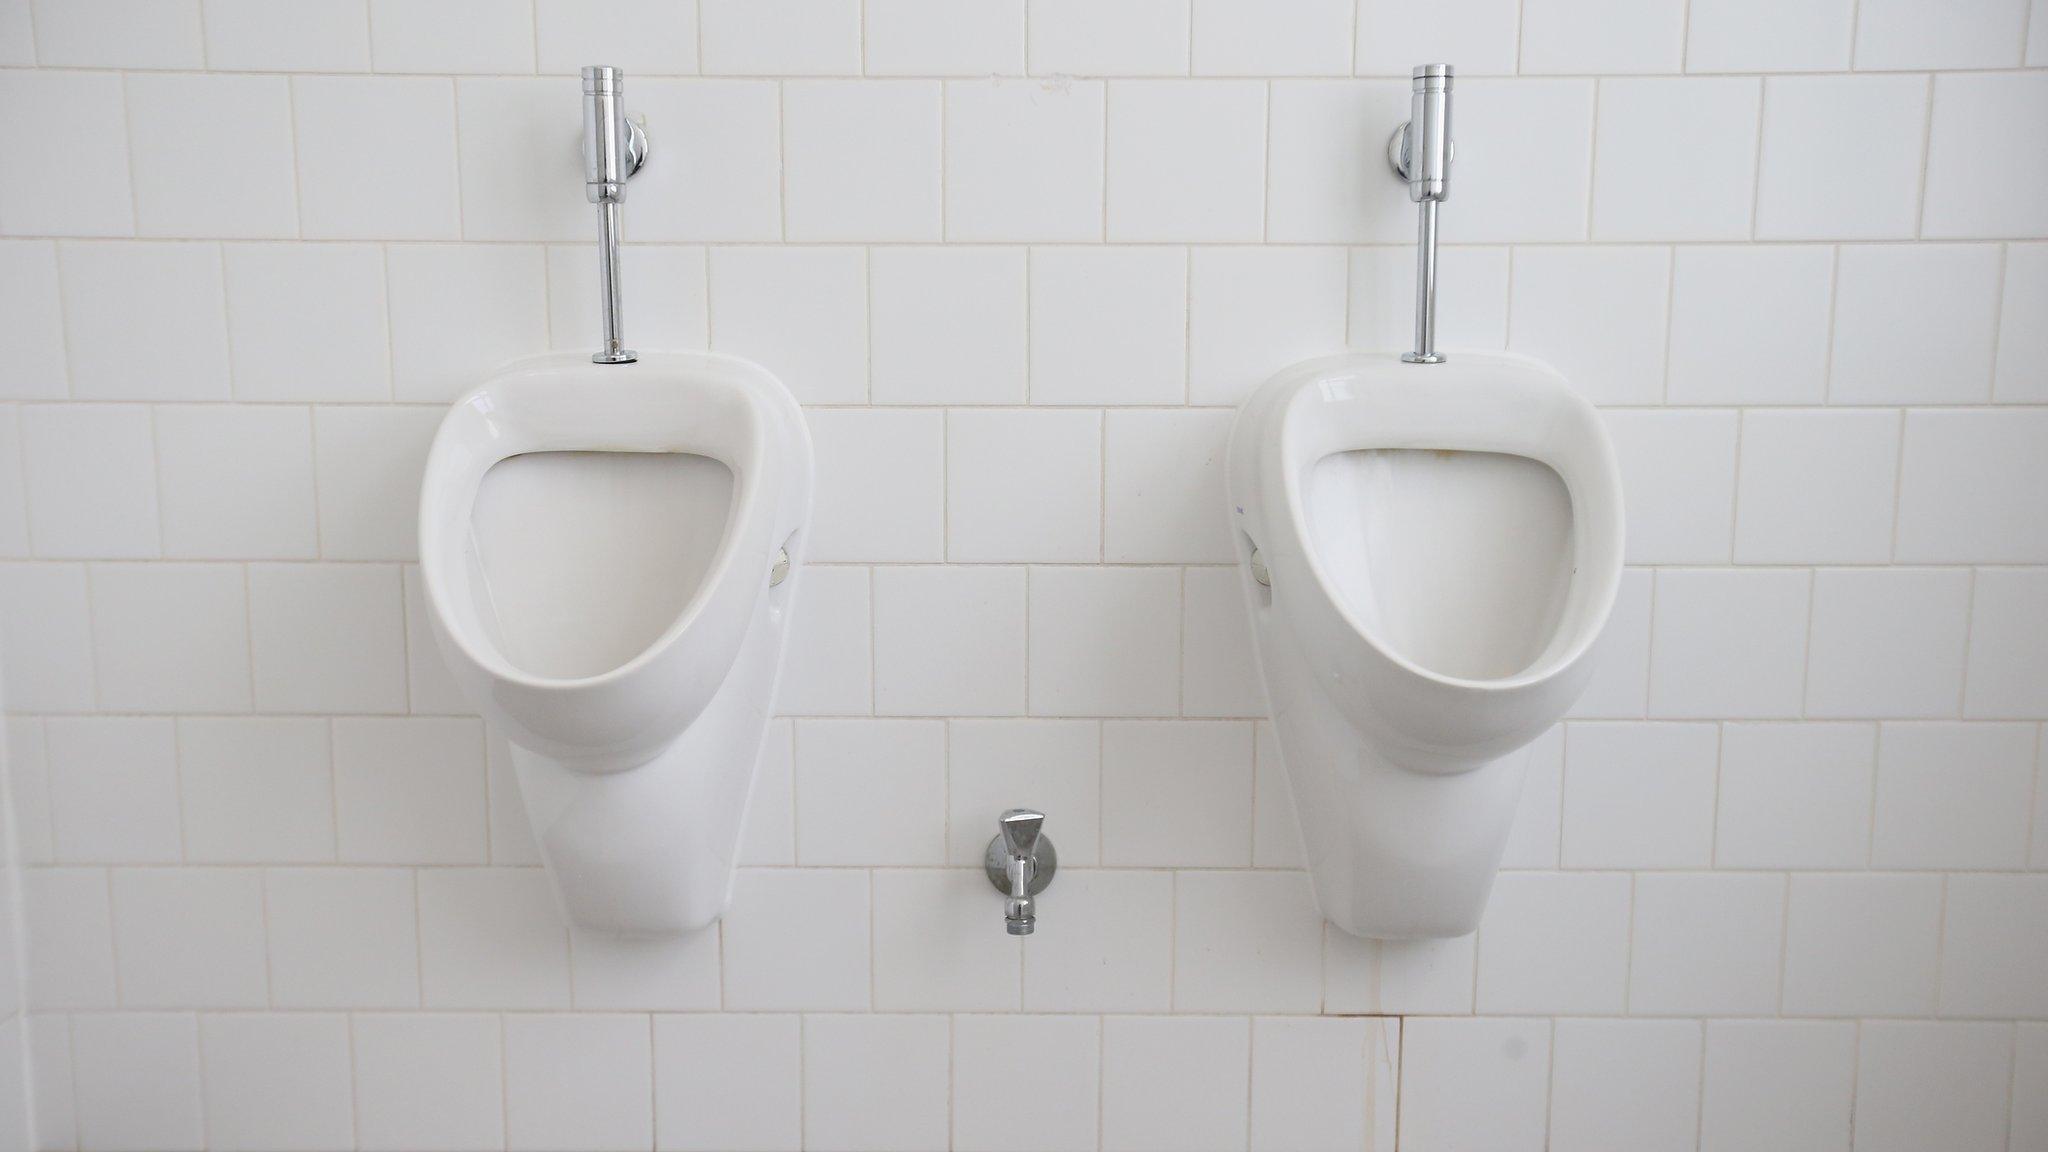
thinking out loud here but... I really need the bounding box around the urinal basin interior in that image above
[1305,447,1575,683]
[468,449,735,681]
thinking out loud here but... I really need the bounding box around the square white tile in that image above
[1106,80,1266,241]
[1939,874,2048,1018]
[1755,75,1927,240]
[224,243,391,402]
[802,1014,950,1152]
[1781,873,1942,1016]
[1475,871,1632,1014]
[1871,722,2035,869]
[111,867,269,1007]
[947,409,1101,561]
[794,719,946,864]
[947,718,1101,866]
[1519,0,1685,72]
[385,244,548,403]
[1355,0,1520,76]
[1896,409,2048,563]
[1715,722,1875,869]
[127,74,297,239]
[721,868,870,1011]
[1629,873,1784,1016]
[416,868,571,1009]
[264,867,420,1008]
[784,80,942,241]
[154,404,318,559]
[1172,870,1323,1012]
[708,247,869,405]
[293,76,461,240]
[1027,567,1181,717]
[1101,720,1254,866]
[1964,569,2048,718]
[625,80,782,241]
[0,72,134,236]
[805,409,943,562]
[1022,869,1173,1013]
[1507,246,1670,405]
[199,1014,354,1152]
[333,717,488,864]
[1700,1021,1855,1152]
[20,404,160,559]
[1734,409,1900,563]
[1923,73,2048,239]
[1398,1018,1551,1152]
[1028,0,1188,75]
[1805,569,1972,718]
[90,563,253,713]
[1603,410,1739,564]
[1100,1016,1249,1152]
[864,0,1024,75]
[1549,1020,1702,1152]
[70,1013,204,1152]
[60,240,230,400]
[1829,243,2001,405]
[1666,246,1835,406]
[1591,78,1759,240]
[870,247,1028,405]
[249,563,407,714]
[1854,1022,2013,1152]
[1029,247,1187,404]
[1685,0,1853,71]
[1561,721,1719,869]
[872,869,1022,1011]
[699,0,861,74]
[654,1014,802,1152]
[503,1015,653,1152]
[953,1015,1099,1152]
[1192,0,1351,74]
[1249,1016,1399,1152]
[1648,569,1811,719]
[873,566,1027,715]
[352,1013,504,1152]
[367,0,533,72]
[1266,80,1415,243]
[312,406,442,561]
[775,565,873,715]
[178,718,333,864]
[944,80,1105,241]
[1438,79,1596,242]
[204,0,372,70]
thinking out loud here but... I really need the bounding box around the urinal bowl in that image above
[1228,352,1624,940]
[420,351,812,936]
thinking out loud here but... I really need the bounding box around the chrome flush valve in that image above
[1387,63,1454,364]
[580,66,649,365]
[985,809,1057,935]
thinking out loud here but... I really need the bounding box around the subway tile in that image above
[1667,246,1835,406]
[1715,722,1876,869]
[313,406,441,561]
[1685,0,1853,71]
[294,76,461,240]
[1782,873,1942,1016]
[1508,246,1671,405]
[1855,0,2029,69]
[626,81,782,241]
[1475,871,1632,1015]
[1700,1021,1855,1152]
[224,243,392,403]
[1549,1020,1701,1152]
[111,867,269,1008]
[386,244,549,403]
[708,247,869,405]
[1519,0,1685,73]
[803,1014,950,1152]
[1996,243,2048,402]
[90,563,253,713]
[873,566,1027,716]
[953,1015,1100,1152]
[1250,1017,1398,1152]
[0,71,133,237]
[503,1015,653,1152]
[870,247,1028,406]
[127,74,297,240]
[368,0,533,71]
[700,0,861,74]
[1965,569,2048,718]
[1356,0,1518,74]
[334,717,488,864]
[70,1013,204,1152]
[1182,567,1264,719]
[265,867,421,1008]
[1028,566,1181,717]
[156,404,319,560]
[1102,409,1233,564]
[1191,0,1349,74]
[944,80,1105,241]
[947,718,1100,866]
[1325,930,1478,1015]
[455,78,591,243]
[1923,72,2048,239]
[569,923,720,1011]
[1854,1022,2013,1152]
[249,563,408,714]
[547,244,709,354]
[784,80,942,241]
[775,565,872,715]
[352,1013,504,1152]
[654,1014,802,1152]
[1172,870,1322,1013]
[1755,75,1927,240]
[1830,243,2001,405]
[805,409,942,562]
[1940,874,2048,1018]
[947,409,1101,561]
[1561,722,1719,869]
[200,1014,354,1152]
[1567,569,1652,718]
[20,404,159,559]
[203,0,372,70]
[61,241,231,401]
[1500,725,1565,867]
[0,563,94,712]
[1806,569,1971,718]
[179,718,334,864]
[1265,80,1414,243]
[794,718,946,865]
[0,239,67,398]
[1896,409,2048,563]
[865,0,1024,75]
[1190,245,1349,407]
[1022,869,1173,1012]
[1733,409,1900,564]
[1603,410,1738,564]
[417,867,571,1009]
[1440,79,1596,243]
[1648,569,1811,719]
[34,0,202,65]
[1101,1016,1249,1152]
[535,0,696,74]
[1348,245,1510,357]
[23,868,115,1009]
[872,869,1021,1011]
[1102,720,1254,866]
[1107,80,1266,241]
[1029,246,1187,404]
[1028,0,1188,75]
[1629,873,1784,1015]
[1872,722,2036,869]
[721,868,870,1011]
[1398,1018,1551,1152]
[1592,78,1759,241]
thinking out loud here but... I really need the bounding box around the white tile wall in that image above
[3,2,2046,1148]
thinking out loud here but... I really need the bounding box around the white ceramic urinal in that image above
[419,351,811,935]
[1227,351,1623,939]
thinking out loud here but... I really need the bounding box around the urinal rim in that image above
[1246,350,1626,696]
[418,349,811,696]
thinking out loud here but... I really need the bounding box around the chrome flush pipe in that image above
[582,65,648,365]
[1388,64,1454,364]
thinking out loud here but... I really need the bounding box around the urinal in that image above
[418,351,812,934]
[1227,351,1623,938]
